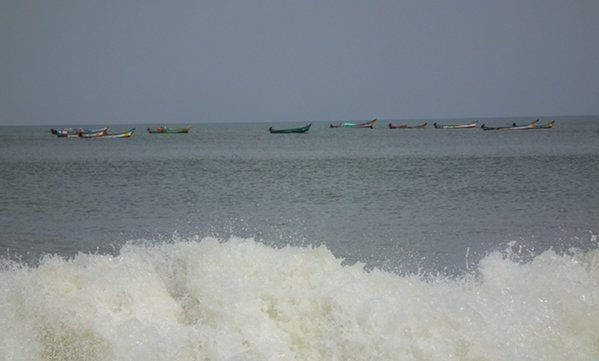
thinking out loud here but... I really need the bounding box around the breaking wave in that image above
[1,237,598,360]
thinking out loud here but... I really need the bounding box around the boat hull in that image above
[147,125,191,133]
[330,119,376,128]
[538,121,555,129]
[506,119,538,130]
[77,128,110,138]
[81,128,135,138]
[269,123,312,134]
[53,127,109,137]
[481,119,540,130]
[389,122,427,129]
[481,125,511,130]
[433,122,477,129]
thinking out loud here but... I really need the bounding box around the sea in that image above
[1,116,598,360]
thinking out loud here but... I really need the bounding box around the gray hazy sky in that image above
[1,0,598,125]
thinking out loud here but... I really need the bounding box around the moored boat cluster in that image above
[50,127,135,138]
[50,125,193,138]
[269,118,555,133]
[51,119,555,138]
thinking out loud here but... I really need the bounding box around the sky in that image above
[1,0,598,125]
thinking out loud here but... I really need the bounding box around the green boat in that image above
[330,118,376,128]
[269,123,312,134]
[147,125,191,134]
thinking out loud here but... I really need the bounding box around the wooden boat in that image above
[388,122,427,129]
[537,120,555,129]
[53,127,108,137]
[147,125,191,134]
[433,121,477,129]
[481,119,538,130]
[100,128,135,138]
[507,119,538,130]
[55,129,75,137]
[51,128,73,135]
[329,123,348,128]
[269,123,311,134]
[481,124,510,130]
[75,128,109,138]
[330,118,376,128]
[80,128,135,138]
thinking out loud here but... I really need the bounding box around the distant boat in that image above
[147,125,191,134]
[80,128,135,139]
[67,128,109,138]
[329,123,351,128]
[269,123,312,134]
[330,118,376,128]
[388,122,427,129]
[537,120,555,129]
[433,121,477,129]
[481,119,539,130]
[52,127,108,137]
[480,124,511,131]
[51,128,78,136]
[55,129,77,137]
[507,119,538,130]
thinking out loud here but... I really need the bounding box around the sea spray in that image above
[1,237,598,360]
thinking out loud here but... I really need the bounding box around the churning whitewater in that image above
[1,237,598,361]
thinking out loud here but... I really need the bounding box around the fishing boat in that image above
[73,128,109,138]
[507,119,538,130]
[481,124,511,130]
[537,120,555,129]
[433,121,477,129]
[481,119,538,130]
[147,125,191,134]
[80,128,135,139]
[388,122,427,129]
[99,128,135,138]
[52,127,109,137]
[329,123,350,128]
[330,118,376,128]
[269,123,311,134]
[51,128,76,136]
[55,129,77,137]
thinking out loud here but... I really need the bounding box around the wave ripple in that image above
[1,237,598,360]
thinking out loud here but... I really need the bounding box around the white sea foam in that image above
[1,237,598,361]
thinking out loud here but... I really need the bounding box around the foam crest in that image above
[1,237,598,360]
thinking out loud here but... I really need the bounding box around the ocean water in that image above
[1,116,598,360]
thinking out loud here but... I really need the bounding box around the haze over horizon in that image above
[1,0,598,126]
